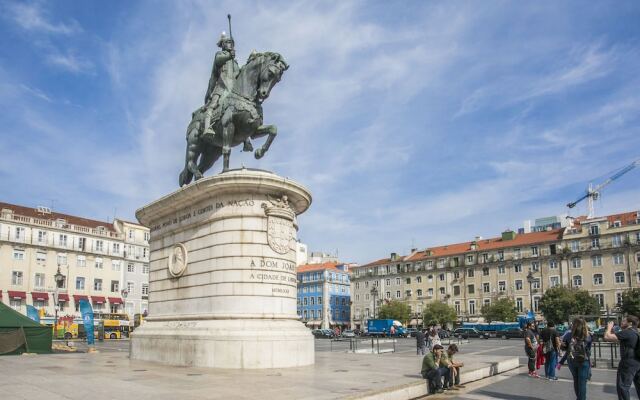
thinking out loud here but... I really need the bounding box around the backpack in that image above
[569,337,588,363]
[543,329,555,353]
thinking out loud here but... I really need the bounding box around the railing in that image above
[591,341,620,369]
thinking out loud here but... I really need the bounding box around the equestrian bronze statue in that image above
[179,15,289,186]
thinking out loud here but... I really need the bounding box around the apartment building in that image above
[297,262,351,329]
[0,202,149,319]
[351,209,640,329]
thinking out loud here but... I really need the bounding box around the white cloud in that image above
[5,2,81,35]
[46,50,94,74]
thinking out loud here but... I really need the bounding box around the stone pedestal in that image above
[130,169,314,368]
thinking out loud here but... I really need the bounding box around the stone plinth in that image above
[130,169,314,368]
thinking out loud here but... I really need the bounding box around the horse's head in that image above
[247,52,288,101]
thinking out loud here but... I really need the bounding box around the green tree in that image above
[621,288,640,317]
[377,300,411,322]
[539,286,600,324]
[422,302,458,327]
[481,298,517,323]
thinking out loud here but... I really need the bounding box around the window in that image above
[589,224,599,235]
[514,264,522,273]
[128,263,135,273]
[612,235,622,247]
[498,251,504,261]
[78,237,86,250]
[591,237,600,248]
[12,271,23,285]
[127,282,135,295]
[58,234,68,247]
[439,274,445,281]
[111,280,119,292]
[483,283,490,293]
[428,288,434,297]
[416,276,422,283]
[128,230,134,240]
[405,289,412,297]
[15,227,25,240]
[533,296,540,312]
[453,271,460,279]
[572,258,582,268]
[482,253,489,263]
[483,298,491,307]
[13,249,25,260]
[498,281,506,292]
[549,276,560,287]
[417,289,423,297]
[466,255,473,263]
[498,265,506,274]
[112,260,121,271]
[531,246,539,256]
[318,296,322,304]
[467,269,474,277]
[454,301,461,314]
[95,240,104,252]
[516,298,523,313]
[310,297,315,305]
[395,278,401,285]
[57,253,67,265]
[637,252,640,263]
[549,259,558,269]
[143,248,148,259]
[615,272,625,284]
[76,255,86,267]
[143,264,150,274]
[531,262,539,272]
[613,254,624,265]
[76,277,85,290]
[385,291,391,299]
[468,284,475,294]
[34,273,45,288]
[36,251,46,263]
[532,279,540,290]
[617,292,623,306]
[570,241,579,251]
[94,279,103,291]
[396,291,401,298]
[482,267,489,276]
[468,300,476,315]
[514,248,521,259]
[591,255,602,267]
[95,257,103,269]
[593,274,603,285]
[594,293,604,307]
[515,280,523,290]
[144,232,150,241]
[10,299,22,310]
[303,297,307,306]
[573,275,582,287]
[113,243,120,254]
[405,277,411,284]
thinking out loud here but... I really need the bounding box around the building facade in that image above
[0,202,149,320]
[297,262,351,329]
[350,210,640,329]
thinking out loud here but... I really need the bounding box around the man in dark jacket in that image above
[540,321,560,380]
[416,329,427,355]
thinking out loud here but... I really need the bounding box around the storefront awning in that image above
[305,320,322,326]
[73,294,89,302]
[91,296,106,304]
[8,291,26,299]
[108,297,123,304]
[31,292,49,301]
[58,293,70,302]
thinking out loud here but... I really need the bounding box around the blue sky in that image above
[1,1,639,264]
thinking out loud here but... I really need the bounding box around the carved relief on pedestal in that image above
[262,195,295,255]
[168,243,188,278]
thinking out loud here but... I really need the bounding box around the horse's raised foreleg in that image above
[221,110,235,172]
[253,124,277,159]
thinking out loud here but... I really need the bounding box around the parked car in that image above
[341,330,356,338]
[498,327,524,339]
[452,327,490,339]
[312,329,334,339]
[406,328,418,337]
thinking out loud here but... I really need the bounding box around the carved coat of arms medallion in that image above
[262,195,296,255]
[168,243,188,278]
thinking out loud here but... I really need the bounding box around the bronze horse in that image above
[179,52,289,186]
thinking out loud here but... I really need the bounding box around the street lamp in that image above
[526,271,535,315]
[121,289,129,338]
[370,287,379,319]
[53,266,65,340]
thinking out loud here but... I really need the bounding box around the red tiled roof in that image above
[297,262,343,273]
[606,211,639,226]
[0,201,115,232]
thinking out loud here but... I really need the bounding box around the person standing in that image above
[604,316,640,400]
[541,321,560,380]
[421,344,450,394]
[416,329,427,356]
[429,328,442,349]
[524,322,540,378]
[563,318,592,400]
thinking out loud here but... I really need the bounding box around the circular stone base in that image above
[130,319,314,369]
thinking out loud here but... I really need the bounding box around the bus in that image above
[41,313,131,340]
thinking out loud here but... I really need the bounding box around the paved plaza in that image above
[3,337,636,399]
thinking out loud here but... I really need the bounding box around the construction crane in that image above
[567,158,640,218]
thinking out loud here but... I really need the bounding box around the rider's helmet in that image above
[217,32,234,49]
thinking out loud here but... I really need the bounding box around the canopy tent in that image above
[0,302,52,355]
